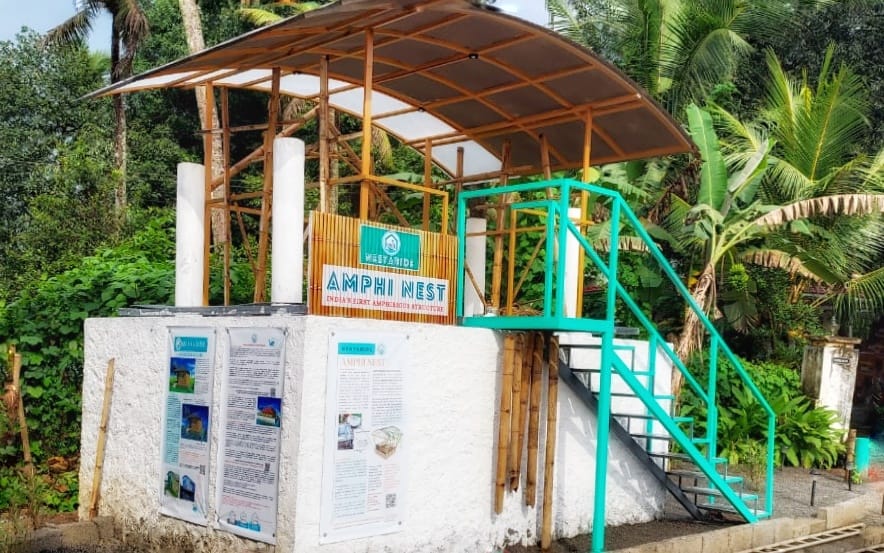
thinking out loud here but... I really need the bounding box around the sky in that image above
[0,0,548,53]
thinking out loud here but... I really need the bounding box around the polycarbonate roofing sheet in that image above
[93,0,694,180]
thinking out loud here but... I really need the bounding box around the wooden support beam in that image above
[541,335,559,549]
[495,333,516,514]
[253,68,281,303]
[577,110,594,317]
[359,28,374,220]
[202,82,215,306]
[451,146,464,234]
[525,332,543,506]
[221,87,232,306]
[319,55,330,213]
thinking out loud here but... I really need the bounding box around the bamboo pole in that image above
[359,28,375,220]
[253,68,281,303]
[423,138,432,231]
[525,332,543,506]
[508,334,525,490]
[319,55,330,213]
[11,352,34,477]
[89,358,116,519]
[541,335,559,549]
[511,332,533,491]
[577,110,594,317]
[495,333,516,514]
[490,141,512,312]
[202,82,215,306]
[221,87,232,306]
[451,146,465,234]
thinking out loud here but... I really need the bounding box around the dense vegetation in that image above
[0,0,881,519]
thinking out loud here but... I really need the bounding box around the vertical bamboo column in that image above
[423,138,433,231]
[359,28,375,220]
[220,87,232,306]
[510,332,533,490]
[495,333,516,514]
[507,334,524,490]
[319,55,330,213]
[201,82,215,306]
[541,335,559,549]
[525,332,544,506]
[490,141,512,313]
[254,68,281,303]
[452,146,465,234]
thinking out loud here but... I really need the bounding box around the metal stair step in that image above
[667,469,742,484]
[681,486,758,501]
[573,367,653,376]
[612,413,693,424]
[696,502,770,519]
[630,432,672,441]
[648,451,727,464]
[609,392,675,400]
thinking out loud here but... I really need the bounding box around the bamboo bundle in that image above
[89,358,117,519]
[525,332,544,506]
[541,335,559,549]
[495,333,516,513]
[510,332,533,490]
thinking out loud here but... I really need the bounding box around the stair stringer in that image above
[558,361,706,521]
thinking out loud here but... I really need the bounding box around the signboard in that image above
[359,224,421,271]
[161,327,216,525]
[320,330,408,543]
[309,212,457,324]
[321,265,449,316]
[216,327,286,544]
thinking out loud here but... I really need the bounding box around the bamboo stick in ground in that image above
[508,334,525,490]
[541,335,559,549]
[89,358,116,519]
[525,332,544,506]
[495,334,517,514]
[11,352,34,477]
[511,332,533,491]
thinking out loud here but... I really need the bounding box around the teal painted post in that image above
[707,336,719,464]
[455,194,467,318]
[646,335,657,448]
[544,204,556,318]
[591,199,621,553]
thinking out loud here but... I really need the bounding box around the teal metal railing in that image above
[455,178,775,553]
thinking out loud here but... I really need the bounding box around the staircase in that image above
[557,332,771,522]
[454,178,776,553]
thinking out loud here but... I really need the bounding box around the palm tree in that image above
[668,103,884,393]
[45,0,149,218]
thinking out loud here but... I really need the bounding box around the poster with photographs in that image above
[320,331,408,543]
[160,327,216,525]
[216,327,286,544]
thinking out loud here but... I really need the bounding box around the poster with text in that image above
[216,327,286,544]
[160,327,216,525]
[320,331,408,543]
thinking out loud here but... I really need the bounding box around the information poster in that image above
[160,327,216,525]
[216,327,286,544]
[320,331,408,543]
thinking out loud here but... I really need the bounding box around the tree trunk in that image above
[110,26,127,220]
[673,264,716,396]
[178,0,225,245]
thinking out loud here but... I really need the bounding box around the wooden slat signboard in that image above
[308,212,458,325]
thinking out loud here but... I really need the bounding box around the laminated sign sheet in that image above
[320,331,408,543]
[216,327,286,544]
[161,327,216,525]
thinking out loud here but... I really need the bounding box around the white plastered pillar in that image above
[175,162,205,307]
[271,137,306,304]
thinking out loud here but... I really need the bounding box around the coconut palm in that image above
[45,0,149,218]
[668,103,884,393]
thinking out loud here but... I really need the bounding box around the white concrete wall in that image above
[81,316,665,552]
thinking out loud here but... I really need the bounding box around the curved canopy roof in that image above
[94,0,694,179]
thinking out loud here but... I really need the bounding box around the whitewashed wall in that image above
[81,316,666,552]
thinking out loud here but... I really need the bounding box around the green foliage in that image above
[0,213,177,511]
[679,354,844,469]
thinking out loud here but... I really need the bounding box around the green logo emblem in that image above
[360,225,421,271]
